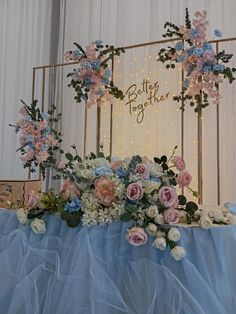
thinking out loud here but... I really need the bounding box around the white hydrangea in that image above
[199,215,213,230]
[152,237,166,251]
[148,162,163,177]
[168,227,181,242]
[145,223,157,236]
[16,208,28,225]
[212,209,225,223]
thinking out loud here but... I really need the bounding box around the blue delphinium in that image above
[214,29,222,38]
[201,64,212,73]
[203,42,212,51]
[94,39,103,46]
[91,59,101,71]
[213,64,225,72]
[102,77,110,85]
[177,55,186,62]
[41,144,49,152]
[190,28,199,38]
[175,41,184,51]
[95,166,113,177]
[84,78,92,86]
[64,197,81,213]
[27,134,34,142]
[183,79,190,89]
[193,47,203,57]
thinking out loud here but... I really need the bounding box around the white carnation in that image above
[145,223,157,236]
[170,246,186,261]
[154,214,164,225]
[145,205,159,218]
[199,215,213,230]
[152,237,166,251]
[31,218,46,234]
[16,208,28,225]
[168,227,181,242]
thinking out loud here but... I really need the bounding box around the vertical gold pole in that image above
[83,103,87,157]
[198,107,203,204]
[181,62,184,195]
[41,68,46,111]
[216,42,221,205]
[110,55,115,156]
[96,105,101,154]
[28,68,36,180]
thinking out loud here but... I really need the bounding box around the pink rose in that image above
[135,164,149,179]
[172,156,185,171]
[159,186,179,208]
[28,190,39,209]
[60,179,80,200]
[111,160,123,170]
[203,49,215,62]
[164,209,180,224]
[94,177,117,207]
[177,170,192,187]
[127,182,144,201]
[126,227,148,246]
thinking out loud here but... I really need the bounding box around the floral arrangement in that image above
[64,40,125,107]
[158,9,236,112]
[10,100,63,178]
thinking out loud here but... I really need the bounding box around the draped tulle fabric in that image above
[0,209,235,314]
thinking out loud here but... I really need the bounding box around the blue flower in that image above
[187,47,194,55]
[41,112,49,120]
[214,29,222,38]
[115,166,129,179]
[98,89,105,96]
[24,115,32,121]
[95,166,113,177]
[91,59,101,71]
[213,64,225,72]
[175,41,184,51]
[150,176,162,183]
[177,55,186,62]
[64,197,81,213]
[94,39,103,45]
[203,42,212,51]
[74,49,82,57]
[102,77,110,85]
[84,78,91,86]
[41,144,49,152]
[201,64,212,73]
[104,68,112,78]
[190,28,199,38]
[27,134,34,142]
[193,47,203,56]
[183,79,189,89]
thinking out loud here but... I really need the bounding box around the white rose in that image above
[168,227,181,242]
[145,205,159,218]
[144,181,161,194]
[145,223,157,236]
[152,237,166,251]
[154,214,164,225]
[31,218,46,234]
[170,246,186,261]
[156,230,166,238]
[199,215,213,230]
[148,163,163,177]
[228,214,236,225]
[16,208,28,225]
[212,210,225,223]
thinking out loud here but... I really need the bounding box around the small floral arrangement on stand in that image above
[157,9,236,112]
[65,40,125,107]
[10,100,63,179]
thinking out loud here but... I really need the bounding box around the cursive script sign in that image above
[125,79,169,123]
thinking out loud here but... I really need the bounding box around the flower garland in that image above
[10,100,63,178]
[157,9,236,112]
[65,40,125,107]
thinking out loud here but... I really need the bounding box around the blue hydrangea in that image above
[187,47,194,55]
[177,55,186,62]
[95,166,113,177]
[102,77,110,85]
[104,68,112,78]
[201,64,212,73]
[213,64,225,72]
[183,79,189,89]
[84,78,92,86]
[175,41,184,51]
[41,144,49,152]
[94,39,103,45]
[115,166,129,179]
[64,197,81,213]
[27,134,34,143]
[203,42,212,51]
[91,59,101,71]
[190,28,199,38]
[193,47,203,56]
[214,29,222,38]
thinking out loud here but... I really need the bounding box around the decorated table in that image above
[0,208,236,314]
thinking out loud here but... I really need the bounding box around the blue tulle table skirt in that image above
[0,208,236,314]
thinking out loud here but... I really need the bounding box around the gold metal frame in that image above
[31,37,236,204]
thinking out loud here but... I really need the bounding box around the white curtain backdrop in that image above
[0,0,53,179]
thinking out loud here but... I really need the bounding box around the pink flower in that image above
[126,227,148,246]
[164,209,180,224]
[60,179,80,200]
[127,182,144,201]
[28,190,39,209]
[177,170,192,187]
[57,161,66,169]
[36,151,49,164]
[159,186,179,208]
[203,49,215,62]
[111,160,123,170]
[94,177,117,207]
[38,120,48,130]
[135,163,149,179]
[172,156,186,171]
